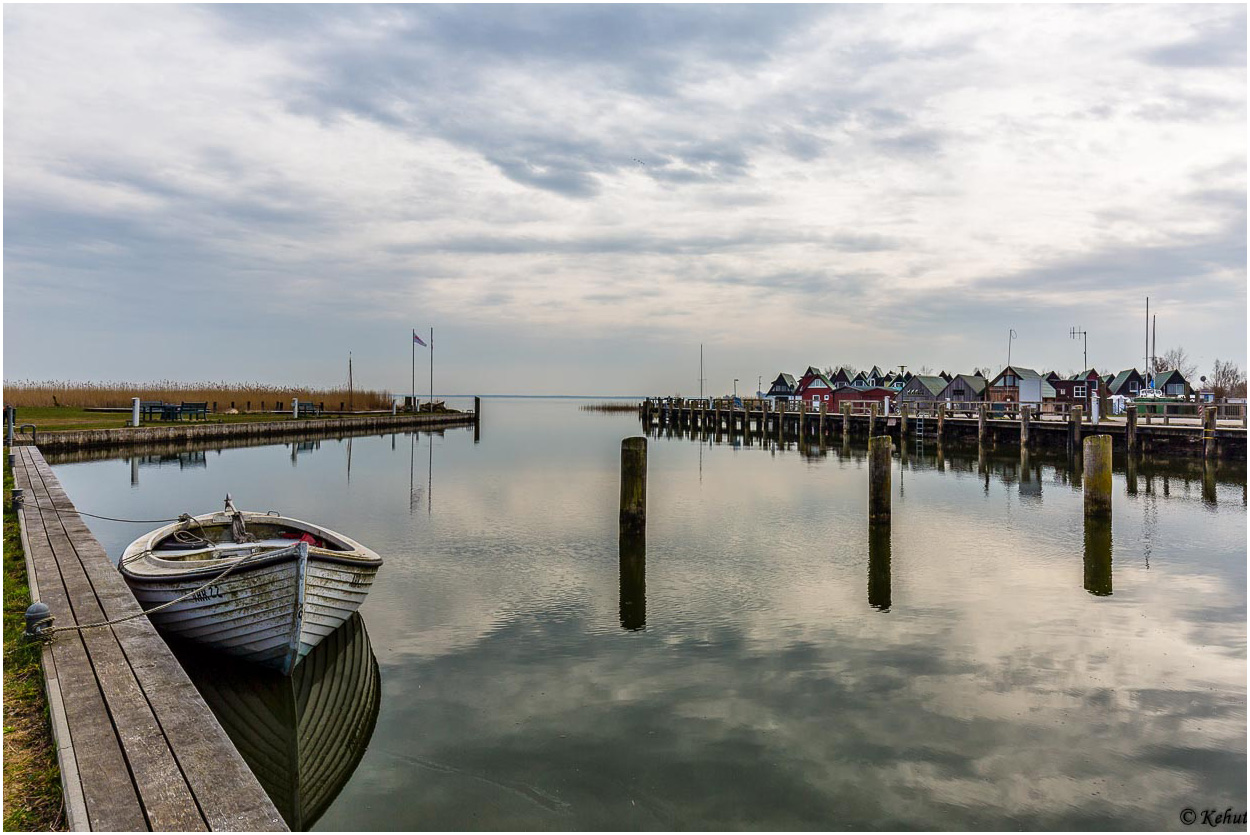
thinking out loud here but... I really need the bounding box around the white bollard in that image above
[132,397,141,427]
[292,397,299,418]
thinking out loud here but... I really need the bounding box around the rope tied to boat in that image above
[25,545,295,643]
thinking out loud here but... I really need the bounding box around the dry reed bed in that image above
[3,381,393,410]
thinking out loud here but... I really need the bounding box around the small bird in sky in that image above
[631,157,646,166]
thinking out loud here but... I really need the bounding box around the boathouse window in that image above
[1074,385,1086,398]
[1129,381,1140,393]
[1001,374,1018,387]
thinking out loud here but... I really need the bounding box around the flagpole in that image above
[412,329,416,412]
[429,327,434,409]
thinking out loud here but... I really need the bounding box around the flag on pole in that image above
[413,330,427,347]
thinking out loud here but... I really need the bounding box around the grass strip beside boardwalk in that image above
[3,459,65,831]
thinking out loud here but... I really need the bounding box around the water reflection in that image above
[1083,518,1113,596]
[867,526,891,612]
[619,533,646,631]
[172,614,381,831]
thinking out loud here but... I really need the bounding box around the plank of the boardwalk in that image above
[28,450,286,832]
[25,453,207,831]
[15,450,149,831]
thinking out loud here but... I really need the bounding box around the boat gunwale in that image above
[120,512,382,580]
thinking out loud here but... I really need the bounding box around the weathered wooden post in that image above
[842,402,851,437]
[1083,517,1113,597]
[870,402,879,436]
[131,397,140,428]
[1125,405,1138,455]
[1203,406,1218,460]
[867,524,891,611]
[798,401,806,438]
[936,402,945,440]
[1083,435,1112,520]
[900,403,910,439]
[619,529,646,631]
[620,437,647,536]
[1069,405,1083,453]
[868,435,892,527]
[1019,405,1030,449]
[819,400,826,438]
[977,404,988,448]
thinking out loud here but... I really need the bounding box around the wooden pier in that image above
[640,398,1246,460]
[12,446,286,831]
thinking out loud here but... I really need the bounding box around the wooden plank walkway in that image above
[12,446,286,832]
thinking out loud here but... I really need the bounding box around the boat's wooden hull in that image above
[125,546,380,674]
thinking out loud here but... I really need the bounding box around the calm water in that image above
[50,399,1247,831]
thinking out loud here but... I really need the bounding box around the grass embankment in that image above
[3,460,65,831]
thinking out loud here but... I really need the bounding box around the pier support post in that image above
[870,403,879,437]
[619,437,647,536]
[977,404,988,448]
[900,403,909,440]
[819,401,826,438]
[1069,406,1083,453]
[842,403,851,437]
[868,435,892,527]
[131,397,140,428]
[937,402,945,440]
[1082,435,1112,520]
[1125,406,1138,455]
[1020,405,1031,449]
[1203,406,1218,460]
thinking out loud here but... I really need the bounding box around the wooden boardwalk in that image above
[12,446,286,831]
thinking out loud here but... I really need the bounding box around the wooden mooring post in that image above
[1203,406,1218,459]
[900,403,910,439]
[1019,405,1031,448]
[869,435,892,526]
[1069,406,1084,453]
[1083,434,1112,519]
[620,437,647,536]
[1125,405,1138,454]
[977,404,988,448]
[842,402,851,437]
[936,402,945,440]
[819,401,826,438]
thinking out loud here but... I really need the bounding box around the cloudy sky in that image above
[4,4,1245,395]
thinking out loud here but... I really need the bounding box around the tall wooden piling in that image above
[977,404,988,447]
[1070,406,1084,453]
[842,403,851,437]
[936,402,945,440]
[1082,434,1112,519]
[1019,405,1031,448]
[870,403,879,437]
[619,437,647,536]
[900,403,910,439]
[819,401,826,438]
[1203,406,1218,459]
[868,435,892,526]
[1125,405,1138,454]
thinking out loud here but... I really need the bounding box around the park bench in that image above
[179,401,208,421]
[139,401,165,422]
[296,402,321,417]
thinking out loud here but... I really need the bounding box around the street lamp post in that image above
[733,378,739,399]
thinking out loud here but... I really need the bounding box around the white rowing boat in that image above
[120,496,382,675]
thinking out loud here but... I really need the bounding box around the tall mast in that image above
[348,351,353,412]
[1145,297,1149,386]
[699,344,703,400]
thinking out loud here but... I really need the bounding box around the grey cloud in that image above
[1139,11,1246,68]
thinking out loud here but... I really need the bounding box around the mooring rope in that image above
[17,500,190,525]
